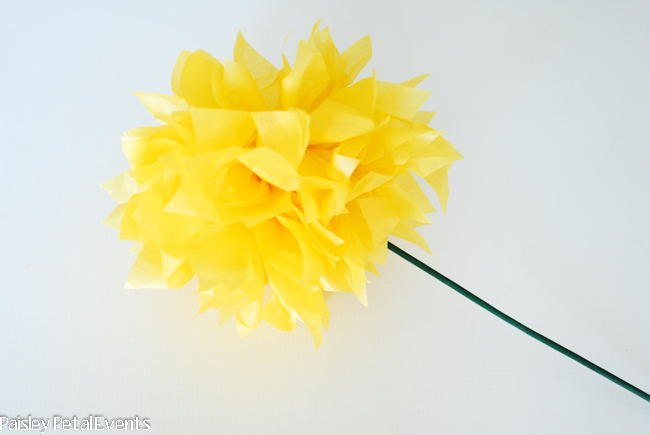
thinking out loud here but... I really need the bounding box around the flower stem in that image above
[387,241,650,404]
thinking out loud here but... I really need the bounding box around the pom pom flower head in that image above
[102,21,463,347]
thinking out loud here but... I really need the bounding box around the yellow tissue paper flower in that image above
[102,21,463,347]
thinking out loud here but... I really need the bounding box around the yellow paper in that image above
[102,22,463,348]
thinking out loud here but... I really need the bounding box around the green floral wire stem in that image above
[387,241,650,404]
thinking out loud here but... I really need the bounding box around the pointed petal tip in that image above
[311,19,323,35]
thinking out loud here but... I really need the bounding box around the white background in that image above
[1,0,649,433]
